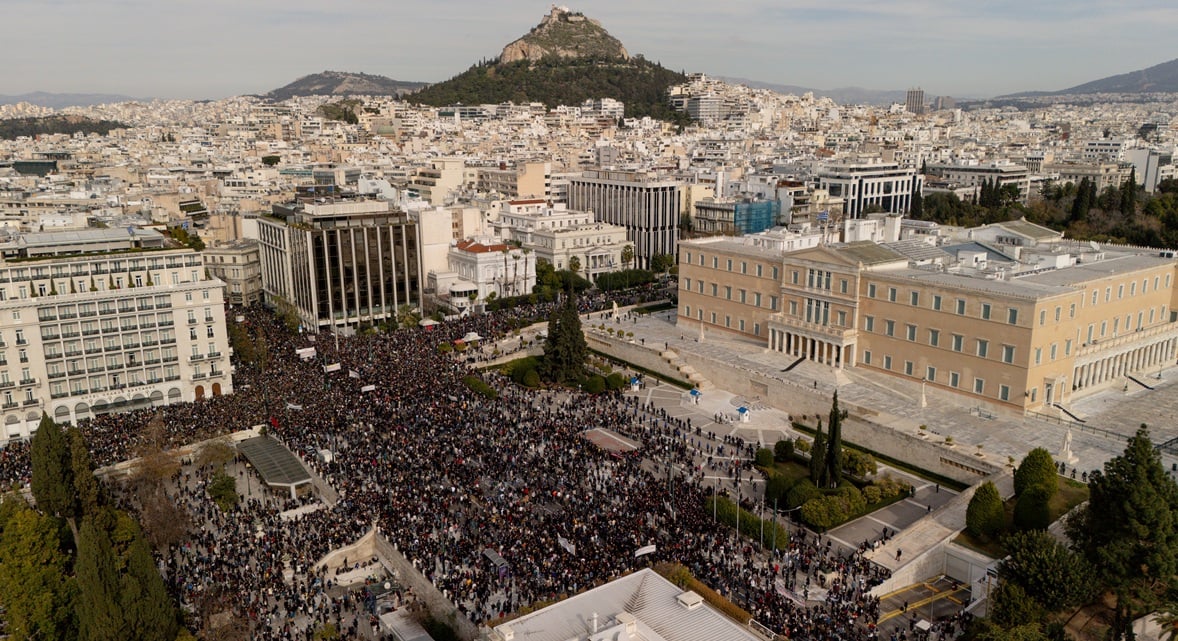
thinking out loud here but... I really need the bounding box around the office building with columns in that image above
[258,198,422,332]
[816,159,922,219]
[679,226,1178,414]
[568,170,681,269]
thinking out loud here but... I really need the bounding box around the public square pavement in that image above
[609,309,1178,479]
[624,380,962,557]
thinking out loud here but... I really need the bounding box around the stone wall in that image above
[373,531,481,641]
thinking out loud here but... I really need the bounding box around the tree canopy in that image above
[1067,425,1178,639]
[541,292,588,385]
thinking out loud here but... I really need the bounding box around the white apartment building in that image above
[817,160,923,219]
[1042,160,1133,193]
[925,161,1031,204]
[532,222,631,282]
[429,239,536,311]
[0,230,232,440]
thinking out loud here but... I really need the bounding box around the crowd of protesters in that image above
[0,287,909,641]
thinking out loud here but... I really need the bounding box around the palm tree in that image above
[621,244,635,270]
[568,255,581,275]
[521,248,532,295]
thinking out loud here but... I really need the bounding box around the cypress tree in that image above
[909,189,923,219]
[67,428,100,518]
[823,392,844,487]
[1067,425,1178,640]
[119,518,179,641]
[29,413,72,517]
[1121,169,1137,215]
[75,512,125,641]
[541,292,586,385]
[809,418,827,487]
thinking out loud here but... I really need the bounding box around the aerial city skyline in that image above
[3,0,1178,98]
[3,3,1178,641]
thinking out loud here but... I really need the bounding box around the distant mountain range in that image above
[1000,57,1178,97]
[264,71,427,102]
[0,92,140,109]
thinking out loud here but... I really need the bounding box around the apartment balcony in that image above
[22,398,39,406]
[85,347,103,355]
[189,354,206,363]
[0,381,14,390]
[19,378,34,386]
[42,333,60,341]
[164,374,180,382]
[158,320,174,328]
[162,355,178,363]
[82,329,100,336]
[61,331,80,339]
[2,402,17,410]
[65,350,84,358]
[191,372,208,380]
[47,372,66,380]
[15,339,27,346]
[67,370,85,377]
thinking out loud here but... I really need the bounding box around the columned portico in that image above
[767,321,857,369]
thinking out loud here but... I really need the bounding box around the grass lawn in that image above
[953,477,1090,559]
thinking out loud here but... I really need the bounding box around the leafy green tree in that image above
[764,474,793,506]
[650,253,675,273]
[207,471,239,512]
[1013,485,1052,530]
[965,481,1004,539]
[823,392,845,487]
[774,439,794,462]
[809,418,827,487]
[261,155,280,167]
[1067,425,1178,640]
[540,293,587,385]
[1000,529,1096,611]
[754,448,774,468]
[30,413,73,517]
[1070,177,1092,222]
[568,255,581,274]
[1014,447,1058,499]
[0,497,78,641]
[989,580,1043,628]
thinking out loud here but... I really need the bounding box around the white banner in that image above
[296,347,317,361]
[348,369,361,379]
[634,544,657,558]
[323,363,341,373]
[558,537,576,555]
[360,384,376,393]
[285,402,303,410]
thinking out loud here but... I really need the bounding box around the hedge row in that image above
[462,375,498,400]
[655,563,752,625]
[706,495,789,550]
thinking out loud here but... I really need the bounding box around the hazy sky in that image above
[3,0,1177,99]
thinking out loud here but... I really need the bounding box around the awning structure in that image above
[236,436,314,498]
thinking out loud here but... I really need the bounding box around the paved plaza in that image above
[606,308,1178,477]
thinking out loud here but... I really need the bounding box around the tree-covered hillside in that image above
[0,115,125,140]
[411,56,690,123]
